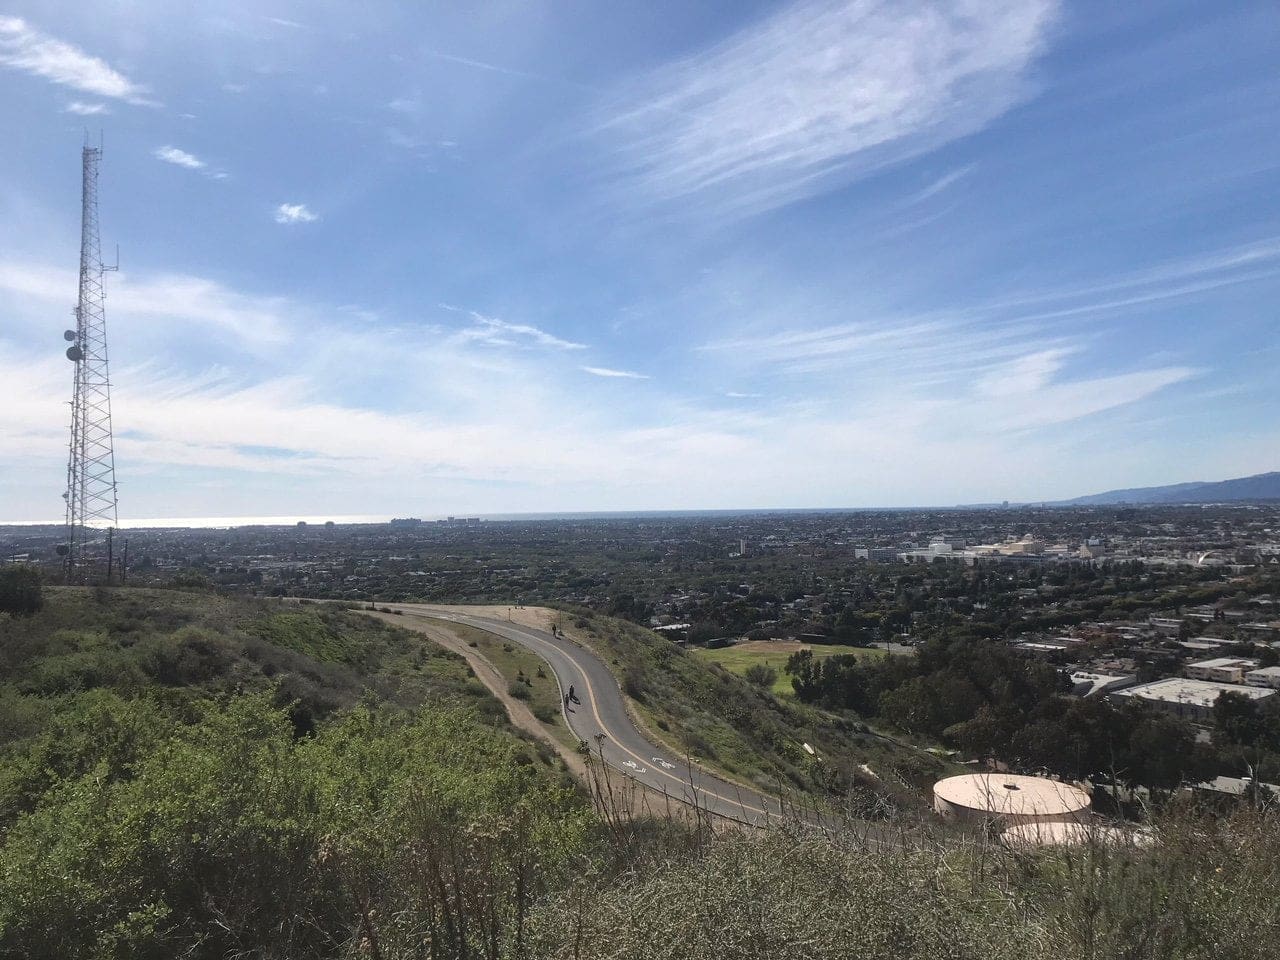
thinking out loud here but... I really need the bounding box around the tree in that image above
[786,649,818,699]
[1122,710,1215,794]
[1009,696,1131,781]
[1215,691,1268,748]
[743,664,778,689]
[0,566,42,618]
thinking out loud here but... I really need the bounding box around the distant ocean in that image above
[2,515,395,530]
[0,507,891,530]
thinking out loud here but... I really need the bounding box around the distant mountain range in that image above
[1059,471,1280,505]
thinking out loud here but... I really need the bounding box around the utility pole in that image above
[62,140,119,582]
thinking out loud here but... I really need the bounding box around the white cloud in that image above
[903,164,977,206]
[700,236,1280,389]
[64,100,108,116]
[274,203,318,224]
[0,260,292,346]
[581,365,648,380]
[154,146,205,170]
[975,347,1073,397]
[599,0,1056,218]
[986,366,1196,431]
[452,310,587,351]
[0,16,151,103]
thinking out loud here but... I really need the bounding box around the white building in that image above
[1112,678,1275,721]
[1244,666,1280,690]
[854,547,899,562]
[1185,657,1260,684]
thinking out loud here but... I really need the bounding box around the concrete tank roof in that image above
[933,773,1090,818]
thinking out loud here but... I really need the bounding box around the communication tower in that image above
[62,142,119,581]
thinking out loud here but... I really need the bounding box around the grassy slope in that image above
[557,609,953,811]
[436,618,581,752]
[0,587,574,790]
[695,642,884,697]
[528,805,1280,960]
[0,587,490,717]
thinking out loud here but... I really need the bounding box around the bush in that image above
[508,681,532,701]
[0,566,42,618]
[0,695,590,959]
[744,664,778,689]
[532,704,558,724]
[621,666,650,702]
[527,805,1280,960]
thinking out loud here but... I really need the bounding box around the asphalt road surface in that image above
[390,605,794,826]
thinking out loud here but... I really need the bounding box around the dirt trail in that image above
[366,610,589,779]
[367,609,713,825]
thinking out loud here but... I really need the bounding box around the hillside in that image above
[554,607,953,811]
[0,585,588,958]
[2,583,1279,959]
[1060,470,1280,505]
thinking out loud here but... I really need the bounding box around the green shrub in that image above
[0,566,42,618]
[0,695,589,959]
[532,704,558,724]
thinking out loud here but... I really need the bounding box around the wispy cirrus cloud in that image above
[702,236,1280,384]
[444,306,587,351]
[598,0,1056,219]
[902,163,977,206]
[0,260,292,346]
[274,203,318,224]
[581,365,648,380]
[0,16,152,104]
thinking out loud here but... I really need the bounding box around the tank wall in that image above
[933,792,1090,825]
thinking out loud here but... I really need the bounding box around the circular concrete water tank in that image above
[1000,820,1152,850]
[933,773,1090,826]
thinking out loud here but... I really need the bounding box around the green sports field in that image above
[693,641,885,697]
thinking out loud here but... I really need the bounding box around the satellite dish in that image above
[63,329,76,342]
[66,345,83,362]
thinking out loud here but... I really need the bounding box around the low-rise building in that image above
[1186,657,1259,684]
[1244,666,1280,690]
[1112,678,1275,721]
[854,547,899,562]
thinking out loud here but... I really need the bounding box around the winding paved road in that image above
[388,604,793,826]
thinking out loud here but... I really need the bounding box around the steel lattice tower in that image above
[62,143,118,580]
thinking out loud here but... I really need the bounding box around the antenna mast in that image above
[62,143,119,581]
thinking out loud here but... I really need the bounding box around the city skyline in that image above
[2,1,1278,520]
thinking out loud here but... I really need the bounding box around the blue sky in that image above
[1,1,1278,521]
